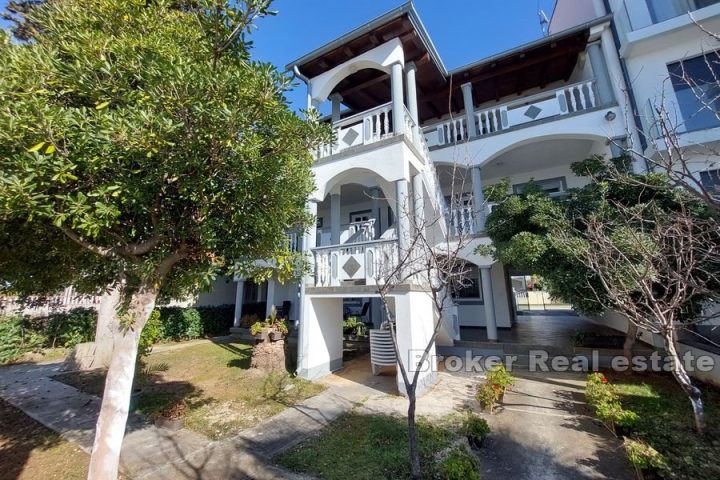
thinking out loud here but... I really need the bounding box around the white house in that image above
[228,0,720,393]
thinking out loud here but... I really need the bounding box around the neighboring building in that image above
[228,1,720,393]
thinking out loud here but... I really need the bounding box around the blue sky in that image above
[1,0,557,109]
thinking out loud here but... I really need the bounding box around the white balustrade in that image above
[312,239,399,287]
[423,80,598,147]
[448,203,477,237]
[315,102,395,159]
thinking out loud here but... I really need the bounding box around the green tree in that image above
[0,1,329,477]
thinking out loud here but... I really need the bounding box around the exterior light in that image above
[605,111,617,122]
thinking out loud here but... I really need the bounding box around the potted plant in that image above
[485,364,514,403]
[463,413,491,450]
[475,383,499,413]
[624,439,670,480]
[154,401,187,432]
[250,320,269,341]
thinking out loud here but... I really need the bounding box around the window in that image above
[700,169,720,196]
[668,52,720,131]
[647,0,720,24]
[512,177,567,197]
[451,263,483,301]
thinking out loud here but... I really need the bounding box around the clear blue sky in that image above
[0,0,557,110]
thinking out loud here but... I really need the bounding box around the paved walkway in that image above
[0,354,635,480]
[477,370,634,480]
[0,357,384,479]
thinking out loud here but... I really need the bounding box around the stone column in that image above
[587,42,614,106]
[481,267,498,341]
[330,93,343,123]
[412,174,425,236]
[391,62,405,136]
[370,187,381,239]
[461,82,478,138]
[471,166,486,233]
[395,179,410,258]
[233,279,245,327]
[406,62,419,140]
[330,191,341,245]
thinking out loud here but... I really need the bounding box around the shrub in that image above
[156,307,204,341]
[46,307,97,348]
[486,364,514,390]
[462,413,491,439]
[0,316,44,364]
[436,447,481,480]
[624,439,670,474]
[585,373,639,433]
[138,310,162,359]
[196,305,234,335]
[476,383,500,411]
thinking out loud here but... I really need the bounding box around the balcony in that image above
[315,103,419,160]
[423,80,599,149]
[618,0,720,32]
[313,238,399,287]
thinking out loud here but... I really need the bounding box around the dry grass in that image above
[55,340,326,440]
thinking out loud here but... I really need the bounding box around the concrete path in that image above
[477,370,634,480]
[0,357,387,479]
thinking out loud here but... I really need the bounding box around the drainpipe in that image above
[602,0,651,170]
[293,65,313,113]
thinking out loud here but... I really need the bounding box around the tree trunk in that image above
[89,286,122,370]
[665,332,706,435]
[87,286,158,480]
[407,393,421,479]
[623,322,638,373]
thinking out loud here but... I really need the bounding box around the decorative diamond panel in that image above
[342,256,361,278]
[524,105,542,119]
[342,129,359,146]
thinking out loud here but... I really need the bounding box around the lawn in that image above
[0,397,88,480]
[610,372,720,480]
[276,413,479,480]
[54,340,325,440]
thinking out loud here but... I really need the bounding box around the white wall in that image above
[457,262,512,328]
[268,278,300,320]
[549,0,603,35]
[193,276,236,307]
[298,296,344,379]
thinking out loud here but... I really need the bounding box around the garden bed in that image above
[594,372,720,479]
[53,340,325,440]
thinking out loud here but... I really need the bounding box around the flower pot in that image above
[349,334,358,341]
[269,331,283,342]
[254,329,270,342]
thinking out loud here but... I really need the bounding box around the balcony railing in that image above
[617,0,719,32]
[313,238,399,287]
[316,102,397,159]
[423,80,598,148]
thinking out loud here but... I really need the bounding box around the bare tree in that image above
[370,159,479,478]
[555,196,720,434]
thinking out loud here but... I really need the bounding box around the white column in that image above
[297,200,318,377]
[370,187,381,239]
[391,62,405,136]
[330,192,341,245]
[406,62,419,140]
[587,42,614,106]
[394,291,438,396]
[461,82,478,138]
[265,278,276,318]
[395,179,410,258]
[233,279,245,327]
[330,93,343,123]
[412,174,425,235]
[298,297,344,379]
[471,166,486,232]
[481,267,498,341]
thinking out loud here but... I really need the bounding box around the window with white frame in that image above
[512,177,567,197]
[668,52,720,132]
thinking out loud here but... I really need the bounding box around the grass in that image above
[276,413,470,480]
[0,397,88,480]
[609,372,720,480]
[55,340,325,440]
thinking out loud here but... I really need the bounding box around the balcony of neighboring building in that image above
[614,0,720,54]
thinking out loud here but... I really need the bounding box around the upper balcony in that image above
[423,79,600,150]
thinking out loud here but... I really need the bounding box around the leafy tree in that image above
[486,157,720,434]
[0,0,329,478]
